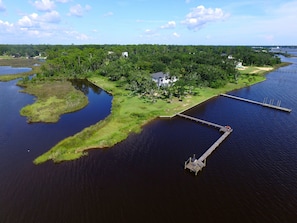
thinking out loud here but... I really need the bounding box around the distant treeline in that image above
[3,44,281,99]
[0,44,50,58]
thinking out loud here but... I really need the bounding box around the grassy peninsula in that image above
[0,57,88,123]
[33,67,270,164]
[19,80,88,123]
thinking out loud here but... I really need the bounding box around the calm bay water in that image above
[1,53,297,223]
[0,66,31,75]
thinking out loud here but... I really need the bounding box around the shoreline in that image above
[33,64,286,164]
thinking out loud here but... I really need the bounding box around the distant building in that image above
[122,52,128,58]
[228,55,234,60]
[151,72,177,87]
[235,62,243,69]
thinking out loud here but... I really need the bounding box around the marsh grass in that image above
[0,57,41,67]
[19,80,88,123]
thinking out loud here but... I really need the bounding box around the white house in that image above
[122,52,128,58]
[228,55,234,60]
[151,72,177,87]
[235,61,243,69]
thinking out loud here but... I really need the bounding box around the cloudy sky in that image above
[0,0,296,45]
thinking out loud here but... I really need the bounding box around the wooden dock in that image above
[176,113,230,132]
[184,129,232,175]
[220,93,292,112]
[177,113,233,176]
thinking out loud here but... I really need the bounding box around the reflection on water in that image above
[69,79,103,95]
[1,56,297,223]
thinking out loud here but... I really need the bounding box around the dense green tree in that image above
[5,44,281,100]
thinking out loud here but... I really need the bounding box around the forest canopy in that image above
[1,44,281,100]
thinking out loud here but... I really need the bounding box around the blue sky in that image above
[0,0,296,45]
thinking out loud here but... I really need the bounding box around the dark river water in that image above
[1,53,297,223]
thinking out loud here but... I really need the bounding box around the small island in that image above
[0,45,288,164]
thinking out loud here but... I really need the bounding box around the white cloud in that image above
[144,29,154,35]
[17,11,61,28]
[18,14,38,28]
[20,28,40,36]
[0,2,89,44]
[182,5,229,31]
[85,5,91,11]
[55,0,71,3]
[0,0,6,12]
[33,0,55,12]
[76,33,89,40]
[103,11,114,17]
[160,21,176,29]
[68,4,91,17]
[0,20,14,33]
[68,4,83,17]
[173,32,180,38]
[43,11,61,23]
[141,28,160,38]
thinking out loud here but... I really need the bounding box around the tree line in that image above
[4,44,281,100]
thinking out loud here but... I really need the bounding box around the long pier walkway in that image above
[177,113,233,176]
[176,113,229,132]
[220,93,292,112]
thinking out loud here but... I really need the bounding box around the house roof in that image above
[151,72,168,79]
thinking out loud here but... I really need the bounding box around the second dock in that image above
[220,93,292,112]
